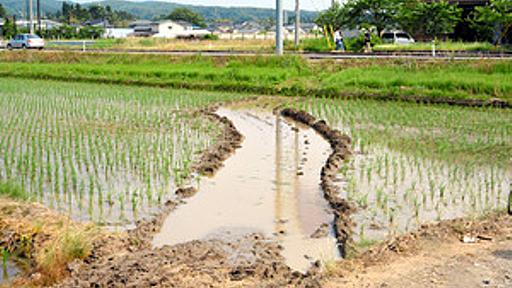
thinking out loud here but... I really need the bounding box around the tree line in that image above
[316,0,511,44]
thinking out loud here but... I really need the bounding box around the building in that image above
[0,19,63,36]
[129,20,209,39]
[104,28,134,39]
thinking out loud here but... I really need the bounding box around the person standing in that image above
[335,30,345,52]
[364,30,372,53]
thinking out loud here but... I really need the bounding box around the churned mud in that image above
[280,108,355,256]
[154,107,340,272]
[55,106,335,287]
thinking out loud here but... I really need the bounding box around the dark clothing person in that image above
[364,31,372,53]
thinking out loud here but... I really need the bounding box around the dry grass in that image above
[53,38,276,52]
[0,197,99,286]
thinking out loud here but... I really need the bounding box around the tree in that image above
[2,17,16,39]
[0,4,6,19]
[315,2,349,31]
[471,0,512,45]
[167,8,206,28]
[398,0,462,40]
[344,0,403,35]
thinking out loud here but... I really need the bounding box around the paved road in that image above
[1,47,512,60]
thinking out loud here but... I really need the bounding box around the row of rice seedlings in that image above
[288,98,511,242]
[0,79,235,227]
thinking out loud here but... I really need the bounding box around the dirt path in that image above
[321,211,512,288]
[325,238,512,288]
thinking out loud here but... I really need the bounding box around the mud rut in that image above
[54,105,354,288]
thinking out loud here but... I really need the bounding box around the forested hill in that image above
[0,0,319,23]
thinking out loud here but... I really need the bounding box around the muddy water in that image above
[153,108,339,272]
[1,260,20,284]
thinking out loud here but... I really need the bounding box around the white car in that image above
[7,34,45,50]
[381,31,415,45]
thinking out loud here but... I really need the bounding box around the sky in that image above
[74,0,334,11]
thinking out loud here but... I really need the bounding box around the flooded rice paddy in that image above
[0,79,246,227]
[1,78,510,275]
[154,108,340,271]
[294,99,511,244]
[1,259,21,285]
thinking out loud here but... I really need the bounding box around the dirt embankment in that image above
[323,212,512,287]
[280,108,355,257]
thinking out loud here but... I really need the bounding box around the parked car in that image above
[7,34,45,50]
[381,31,415,45]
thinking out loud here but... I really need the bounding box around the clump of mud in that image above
[57,234,321,288]
[193,107,244,177]
[281,108,355,257]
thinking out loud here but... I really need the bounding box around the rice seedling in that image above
[293,98,511,242]
[0,78,246,227]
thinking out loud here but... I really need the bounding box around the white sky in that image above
[74,0,333,11]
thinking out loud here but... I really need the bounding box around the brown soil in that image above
[323,213,512,288]
[280,108,355,257]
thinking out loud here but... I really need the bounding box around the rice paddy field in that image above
[291,99,511,244]
[0,58,511,287]
[0,78,247,227]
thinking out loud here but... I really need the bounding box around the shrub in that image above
[202,34,219,40]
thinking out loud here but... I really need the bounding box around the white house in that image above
[152,20,209,38]
[104,28,134,39]
[130,20,209,38]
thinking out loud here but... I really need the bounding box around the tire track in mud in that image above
[128,107,244,244]
[280,108,356,257]
[57,106,331,288]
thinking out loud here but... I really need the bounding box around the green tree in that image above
[2,17,15,39]
[0,4,6,19]
[471,0,512,45]
[344,0,403,35]
[315,2,349,31]
[398,0,462,40]
[167,8,206,28]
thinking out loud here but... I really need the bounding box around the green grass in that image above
[374,41,512,52]
[0,52,511,105]
[0,181,29,200]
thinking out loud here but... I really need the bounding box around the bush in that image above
[202,34,219,40]
[345,33,382,52]
[300,38,332,52]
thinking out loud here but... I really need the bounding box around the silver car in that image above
[381,31,415,45]
[7,34,45,50]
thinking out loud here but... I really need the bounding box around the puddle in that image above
[153,108,340,272]
[1,260,21,284]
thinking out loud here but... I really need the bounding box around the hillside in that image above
[0,0,318,23]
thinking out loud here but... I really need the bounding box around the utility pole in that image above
[294,0,300,47]
[276,0,283,55]
[28,0,34,34]
[37,0,41,33]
